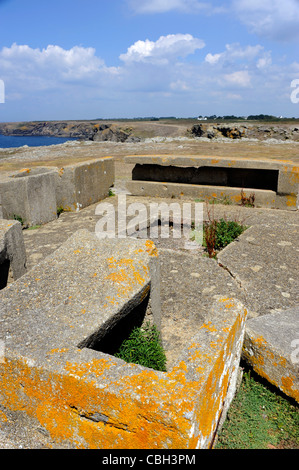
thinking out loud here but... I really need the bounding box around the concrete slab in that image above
[217,222,299,318]
[242,307,299,403]
[0,230,160,360]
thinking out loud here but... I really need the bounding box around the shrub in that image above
[114,322,167,372]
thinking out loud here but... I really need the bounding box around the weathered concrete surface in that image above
[0,227,247,449]
[126,181,276,209]
[125,155,299,210]
[243,307,299,403]
[0,219,26,289]
[217,223,299,318]
[0,167,58,227]
[0,157,115,226]
[55,157,114,212]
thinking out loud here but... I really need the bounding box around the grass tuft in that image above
[114,322,167,372]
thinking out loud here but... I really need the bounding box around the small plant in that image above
[209,196,232,205]
[57,206,64,217]
[108,188,115,197]
[114,322,167,372]
[27,224,41,231]
[240,189,255,207]
[191,201,247,258]
[13,214,25,226]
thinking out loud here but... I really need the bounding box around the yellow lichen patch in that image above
[281,375,299,402]
[200,322,218,333]
[286,195,297,207]
[253,335,268,347]
[0,409,8,423]
[103,296,119,307]
[145,240,158,257]
[65,358,115,380]
[47,348,69,356]
[105,257,149,298]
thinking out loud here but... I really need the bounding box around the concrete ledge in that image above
[0,219,27,289]
[0,230,247,449]
[242,307,299,404]
[55,157,115,212]
[125,155,298,210]
[126,180,276,208]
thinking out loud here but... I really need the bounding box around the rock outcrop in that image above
[0,121,140,143]
[190,123,299,141]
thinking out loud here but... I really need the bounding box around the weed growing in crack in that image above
[191,200,248,258]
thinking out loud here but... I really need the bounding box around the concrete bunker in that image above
[132,164,280,192]
[125,155,299,210]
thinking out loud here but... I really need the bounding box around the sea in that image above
[0,134,78,149]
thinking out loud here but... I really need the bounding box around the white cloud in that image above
[0,38,297,120]
[0,43,115,87]
[223,70,251,87]
[205,43,264,66]
[205,52,222,65]
[119,34,205,64]
[127,0,215,14]
[232,0,299,41]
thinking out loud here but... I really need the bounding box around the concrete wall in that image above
[0,219,27,289]
[0,168,57,227]
[0,158,115,226]
[55,157,115,212]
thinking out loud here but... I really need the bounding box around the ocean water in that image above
[0,134,77,149]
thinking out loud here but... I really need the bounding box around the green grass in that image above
[213,218,247,252]
[216,366,299,449]
[190,218,247,258]
[114,322,167,372]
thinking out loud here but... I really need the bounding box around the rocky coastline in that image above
[0,119,299,143]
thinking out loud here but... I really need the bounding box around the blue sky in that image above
[0,0,299,121]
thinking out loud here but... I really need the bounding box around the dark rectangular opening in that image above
[0,259,10,290]
[132,164,279,192]
[77,294,150,356]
